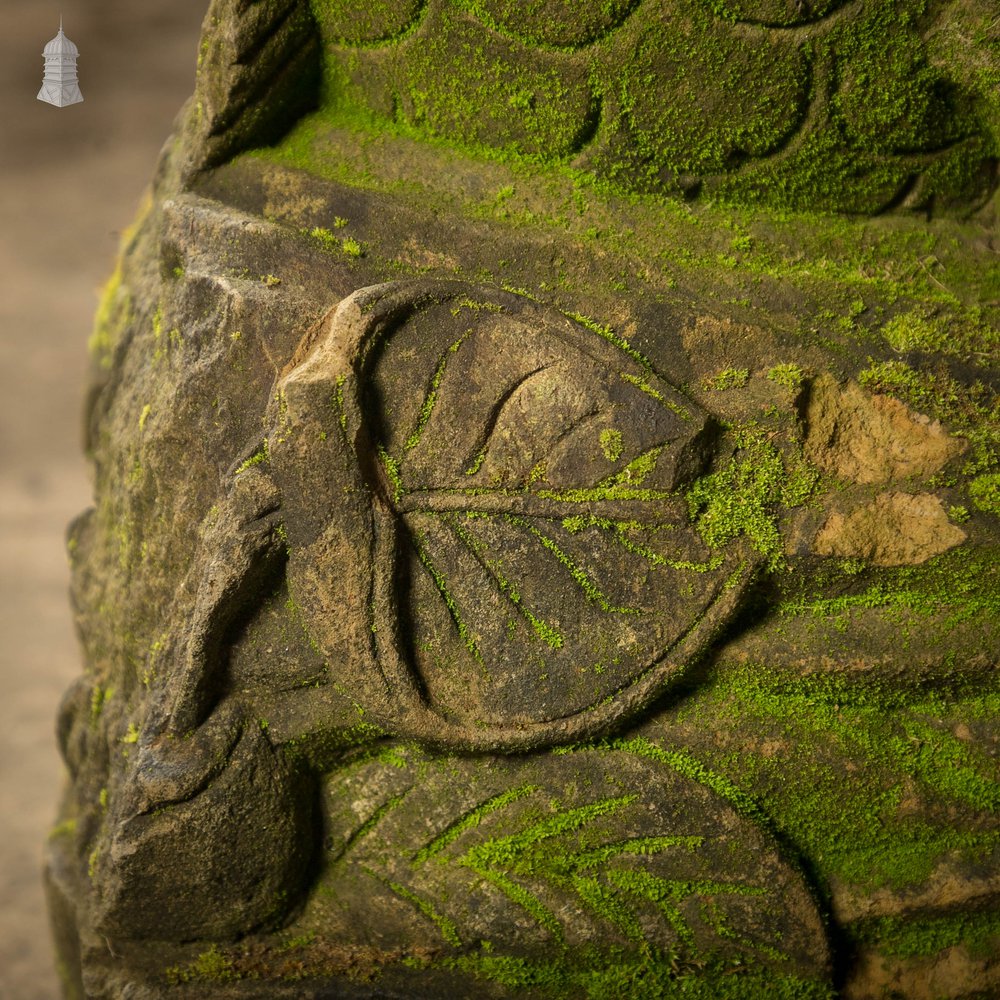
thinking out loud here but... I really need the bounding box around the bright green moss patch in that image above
[299,0,995,214]
[766,364,805,389]
[88,263,127,370]
[307,226,366,258]
[235,441,269,475]
[702,368,750,392]
[311,0,424,45]
[777,547,1000,625]
[445,946,834,999]
[48,818,77,841]
[647,662,1000,894]
[685,425,818,572]
[166,945,236,985]
[413,784,539,864]
[599,428,623,462]
[455,0,639,50]
[969,473,1000,516]
[882,308,999,360]
[854,910,1000,961]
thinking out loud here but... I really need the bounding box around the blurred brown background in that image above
[0,3,208,996]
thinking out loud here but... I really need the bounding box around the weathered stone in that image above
[813,492,967,566]
[46,0,1000,997]
[804,375,966,486]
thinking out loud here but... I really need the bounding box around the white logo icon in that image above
[38,18,83,108]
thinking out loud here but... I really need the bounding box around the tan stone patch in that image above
[804,374,965,484]
[395,238,460,273]
[831,856,1000,924]
[813,492,967,566]
[682,315,777,369]
[843,945,1000,1000]
[261,169,330,226]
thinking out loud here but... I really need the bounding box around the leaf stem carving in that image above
[398,487,687,524]
[403,330,473,454]
[410,529,483,662]
[412,784,540,865]
[447,516,564,649]
[507,516,643,616]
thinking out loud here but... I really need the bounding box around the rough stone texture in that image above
[813,492,968,566]
[804,375,967,486]
[46,0,1000,997]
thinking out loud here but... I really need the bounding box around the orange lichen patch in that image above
[804,375,966,485]
[813,493,967,566]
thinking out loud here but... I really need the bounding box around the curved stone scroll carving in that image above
[301,0,998,213]
[180,0,321,179]
[268,280,760,752]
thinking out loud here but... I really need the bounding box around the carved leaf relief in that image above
[275,282,758,749]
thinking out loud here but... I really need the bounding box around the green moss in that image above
[702,368,749,391]
[616,737,770,828]
[766,364,805,389]
[165,945,237,985]
[644,663,1000,894]
[777,547,1000,624]
[685,425,817,572]
[948,504,970,524]
[619,374,691,420]
[882,310,948,353]
[562,514,722,574]
[413,785,540,864]
[381,876,463,947]
[855,910,1000,961]
[342,236,365,258]
[969,473,1000,516]
[456,794,641,941]
[451,517,564,648]
[446,946,834,999]
[411,528,483,662]
[306,225,365,258]
[235,440,270,475]
[48,818,77,841]
[858,358,999,484]
[306,225,341,251]
[605,446,662,487]
[511,515,642,614]
[88,262,131,370]
[565,312,653,372]
[298,0,995,215]
[249,107,995,375]
[882,307,999,360]
[403,331,471,451]
[377,444,404,502]
[599,428,623,463]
